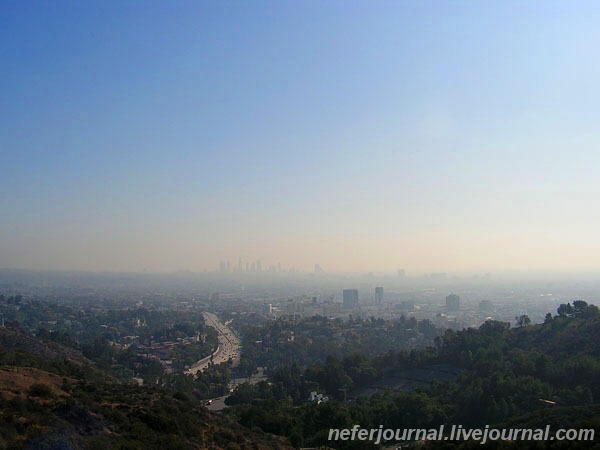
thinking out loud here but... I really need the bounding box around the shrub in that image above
[29,383,54,398]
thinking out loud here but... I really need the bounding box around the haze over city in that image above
[2,1,599,274]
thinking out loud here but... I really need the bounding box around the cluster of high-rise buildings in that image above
[218,259,287,273]
[217,262,407,277]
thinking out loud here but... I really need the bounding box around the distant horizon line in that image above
[1,266,599,278]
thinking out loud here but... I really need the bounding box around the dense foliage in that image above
[224,302,600,448]
[236,314,441,376]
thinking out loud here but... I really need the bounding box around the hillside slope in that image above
[0,325,292,450]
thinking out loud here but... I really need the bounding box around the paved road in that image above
[205,395,228,411]
[206,368,268,412]
[186,312,240,376]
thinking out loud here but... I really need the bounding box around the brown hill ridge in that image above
[0,325,293,449]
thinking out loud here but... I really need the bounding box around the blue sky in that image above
[2,1,600,273]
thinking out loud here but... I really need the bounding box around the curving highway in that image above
[186,312,240,376]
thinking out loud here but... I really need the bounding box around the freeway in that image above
[186,312,240,376]
[206,368,268,412]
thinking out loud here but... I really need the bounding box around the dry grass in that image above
[0,365,77,400]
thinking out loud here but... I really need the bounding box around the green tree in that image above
[516,314,531,327]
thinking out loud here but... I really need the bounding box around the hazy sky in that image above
[2,1,600,273]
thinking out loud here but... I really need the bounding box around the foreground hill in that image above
[0,325,292,450]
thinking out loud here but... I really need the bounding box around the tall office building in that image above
[342,289,359,309]
[446,294,460,311]
[375,287,384,305]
